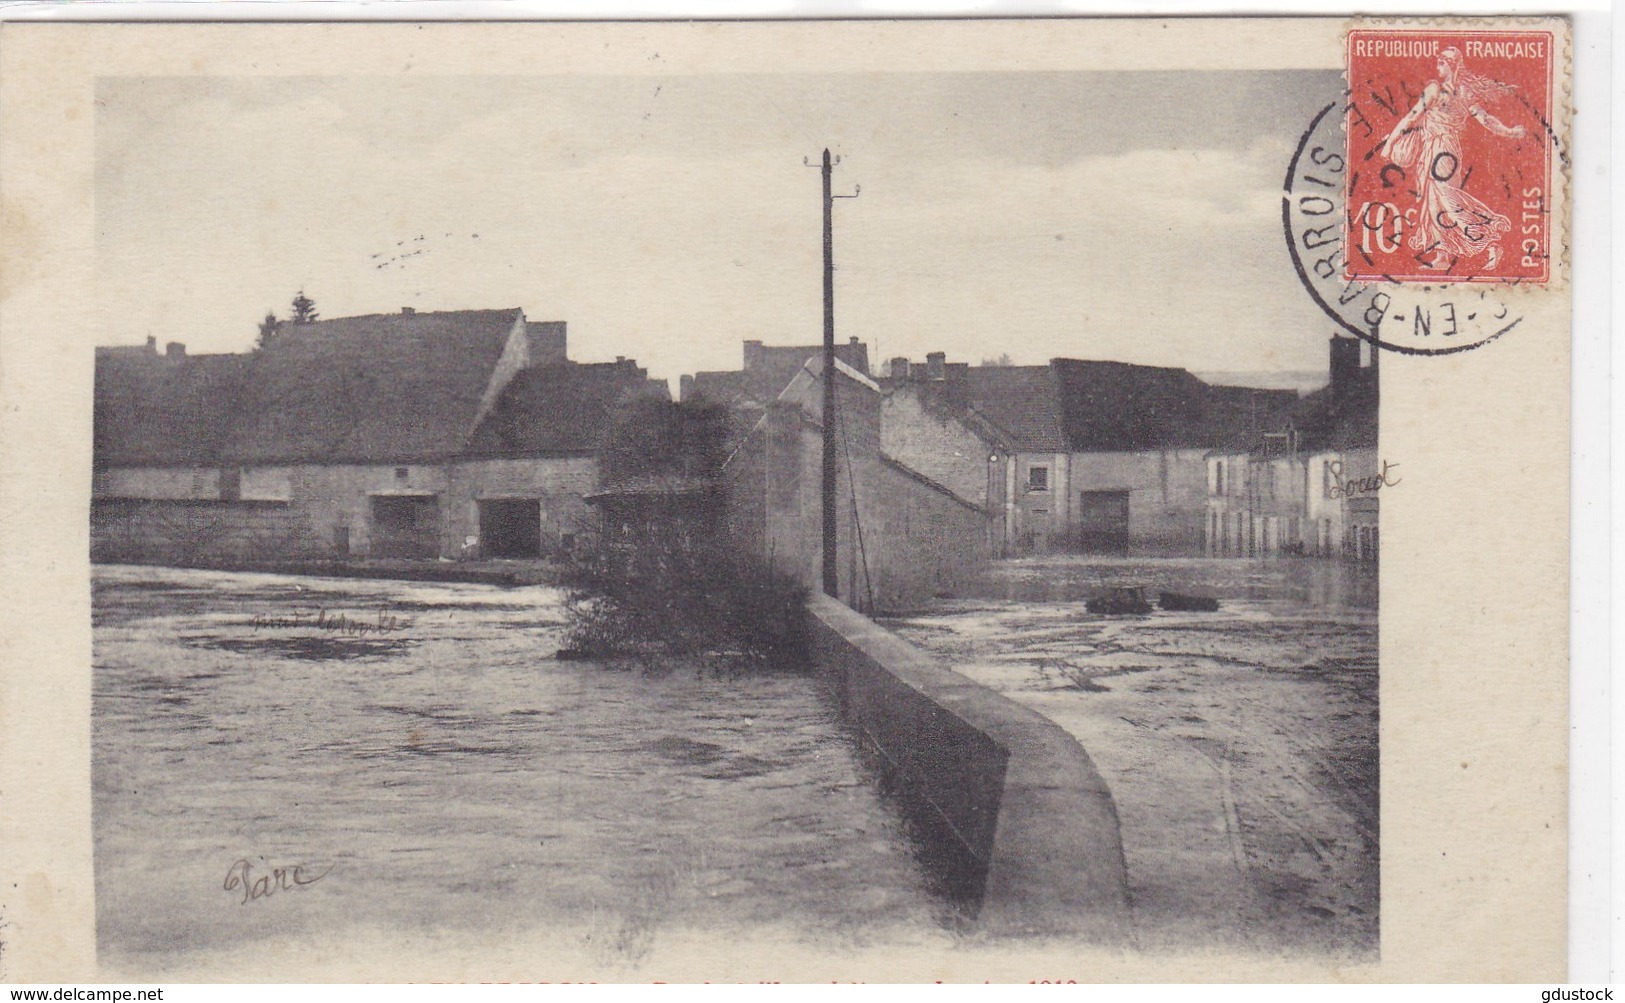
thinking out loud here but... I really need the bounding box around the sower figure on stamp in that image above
[1380,46,1527,270]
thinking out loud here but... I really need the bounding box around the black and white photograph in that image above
[88,55,1380,971]
[0,15,1577,986]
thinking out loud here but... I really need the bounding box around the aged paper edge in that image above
[0,16,1572,983]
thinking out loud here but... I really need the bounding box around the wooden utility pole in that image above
[821,149,838,598]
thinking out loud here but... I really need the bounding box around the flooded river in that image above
[93,566,950,976]
[883,556,1378,958]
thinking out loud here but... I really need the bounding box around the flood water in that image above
[93,566,950,975]
[883,556,1378,958]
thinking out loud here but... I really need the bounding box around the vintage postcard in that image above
[0,16,1573,983]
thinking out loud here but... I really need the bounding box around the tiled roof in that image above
[222,309,524,464]
[1051,359,1215,451]
[896,382,1013,451]
[465,361,667,457]
[949,359,1300,454]
[93,351,251,467]
[747,342,869,395]
[688,369,757,409]
[1201,383,1304,451]
[1291,380,1377,453]
[958,365,1069,453]
[691,342,870,411]
[95,309,671,470]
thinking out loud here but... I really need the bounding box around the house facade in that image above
[93,308,663,565]
[1204,336,1380,561]
[692,341,1364,562]
[876,369,1012,555]
[1205,440,1310,558]
[875,354,1298,557]
[721,355,990,613]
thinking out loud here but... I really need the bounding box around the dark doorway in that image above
[369,494,439,559]
[479,499,542,558]
[1077,490,1131,551]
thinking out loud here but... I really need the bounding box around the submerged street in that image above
[93,566,952,975]
[76,58,1413,977]
[93,556,1377,968]
[883,556,1378,957]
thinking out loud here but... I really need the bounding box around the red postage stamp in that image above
[1345,28,1554,283]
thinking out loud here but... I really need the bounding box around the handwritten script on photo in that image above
[247,608,411,638]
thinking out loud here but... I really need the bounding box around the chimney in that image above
[890,357,911,380]
[679,374,695,402]
[524,321,567,367]
[1329,335,1360,402]
[145,336,157,353]
[165,341,186,359]
[742,339,764,372]
[845,337,870,375]
[401,306,415,316]
[926,351,946,381]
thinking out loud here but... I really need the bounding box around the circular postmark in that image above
[1284,100,1524,356]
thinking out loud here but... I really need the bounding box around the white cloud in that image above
[97,79,1335,385]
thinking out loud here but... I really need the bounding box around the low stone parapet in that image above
[806,593,1131,940]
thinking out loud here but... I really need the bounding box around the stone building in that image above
[878,354,1297,556]
[683,337,872,404]
[1204,335,1380,561]
[876,364,1013,555]
[680,337,871,448]
[721,355,989,614]
[92,308,663,564]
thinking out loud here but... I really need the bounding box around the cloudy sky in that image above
[96,69,1341,386]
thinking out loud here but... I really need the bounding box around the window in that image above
[1027,466,1049,492]
[395,467,410,480]
[1214,461,1225,496]
[219,467,241,501]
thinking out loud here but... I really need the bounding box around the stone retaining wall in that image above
[807,593,1130,940]
[90,498,326,564]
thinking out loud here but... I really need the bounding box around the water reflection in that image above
[93,566,949,966]
[883,554,1379,957]
[955,556,1377,610]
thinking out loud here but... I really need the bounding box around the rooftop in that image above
[96,308,661,468]
[222,308,525,465]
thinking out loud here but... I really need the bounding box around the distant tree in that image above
[980,353,1014,367]
[289,290,319,325]
[255,312,280,350]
